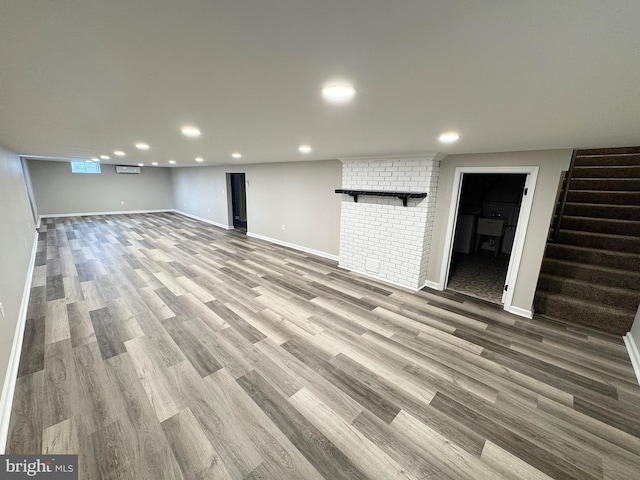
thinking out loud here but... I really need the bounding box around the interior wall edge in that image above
[0,230,38,453]
[247,232,339,262]
[506,305,533,319]
[623,333,640,387]
[336,265,421,293]
[37,209,173,222]
[423,281,443,291]
[173,210,232,230]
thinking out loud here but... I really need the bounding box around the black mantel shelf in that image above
[335,189,428,207]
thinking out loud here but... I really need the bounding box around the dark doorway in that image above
[447,173,527,304]
[230,173,247,232]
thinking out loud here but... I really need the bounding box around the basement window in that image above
[70,162,101,174]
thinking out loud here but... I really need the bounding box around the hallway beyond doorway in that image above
[446,251,510,304]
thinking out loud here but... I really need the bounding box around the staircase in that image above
[534,147,640,335]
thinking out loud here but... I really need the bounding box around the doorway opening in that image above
[439,166,539,316]
[447,173,527,304]
[227,173,247,233]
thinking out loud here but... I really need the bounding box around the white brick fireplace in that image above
[337,155,440,290]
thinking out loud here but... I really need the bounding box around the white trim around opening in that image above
[438,166,539,317]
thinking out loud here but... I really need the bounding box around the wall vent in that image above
[115,165,141,174]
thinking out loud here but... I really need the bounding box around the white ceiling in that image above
[1,1,639,167]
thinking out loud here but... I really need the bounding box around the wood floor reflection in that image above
[8,213,640,479]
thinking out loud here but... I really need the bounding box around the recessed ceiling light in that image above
[85,160,92,163]
[195,157,204,163]
[181,126,201,137]
[439,132,460,143]
[321,83,356,103]
[135,143,150,150]
[169,160,176,164]
[299,145,312,154]
[138,163,144,167]
[91,157,99,162]
[232,152,242,159]
[100,155,110,160]
[113,150,125,157]
[151,162,158,166]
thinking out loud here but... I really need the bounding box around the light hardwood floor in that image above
[7,213,640,479]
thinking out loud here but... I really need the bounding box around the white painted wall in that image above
[426,149,573,314]
[0,146,38,452]
[338,156,439,289]
[172,160,342,257]
[28,160,174,216]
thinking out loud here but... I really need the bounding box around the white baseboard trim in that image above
[507,305,533,319]
[247,232,339,262]
[38,209,173,223]
[172,210,232,230]
[337,265,420,292]
[423,280,443,291]
[623,333,640,387]
[0,231,38,453]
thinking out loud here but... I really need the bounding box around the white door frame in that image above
[438,166,539,316]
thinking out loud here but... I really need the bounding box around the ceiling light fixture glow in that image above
[100,155,110,160]
[438,132,460,143]
[181,126,201,137]
[113,150,125,157]
[135,143,150,150]
[232,152,242,159]
[169,160,176,164]
[321,83,356,103]
[299,145,312,154]
[195,157,204,163]
[138,163,144,167]
[151,162,158,166]
[91,157,99,162]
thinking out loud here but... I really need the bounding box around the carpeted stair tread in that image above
[574,154,640,166]
[537,273,640,310]
[544,243,640,270]
[533,292,634,335]
[566,190,640,205]
[563,202,640,221]
[561,215,640,237]
[558,229,640,253]
[570,178,640,191]
[571,165,640,178]
[541,257,640,291]
[536,146,640,334]
[577,146,640,156]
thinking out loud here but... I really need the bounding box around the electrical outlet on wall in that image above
[281,225,285,230]
[121,201,125,205]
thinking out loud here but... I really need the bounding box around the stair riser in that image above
[563,203,640,221]
[558,230,640,254]
[544,244,640,270]
[537,276,640,310]
[541,260,640,291]
[566,191,640,205]
[572,166,640,178]
[561,217,640,237]
[534,293,633,335]
[570,178,640,191]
